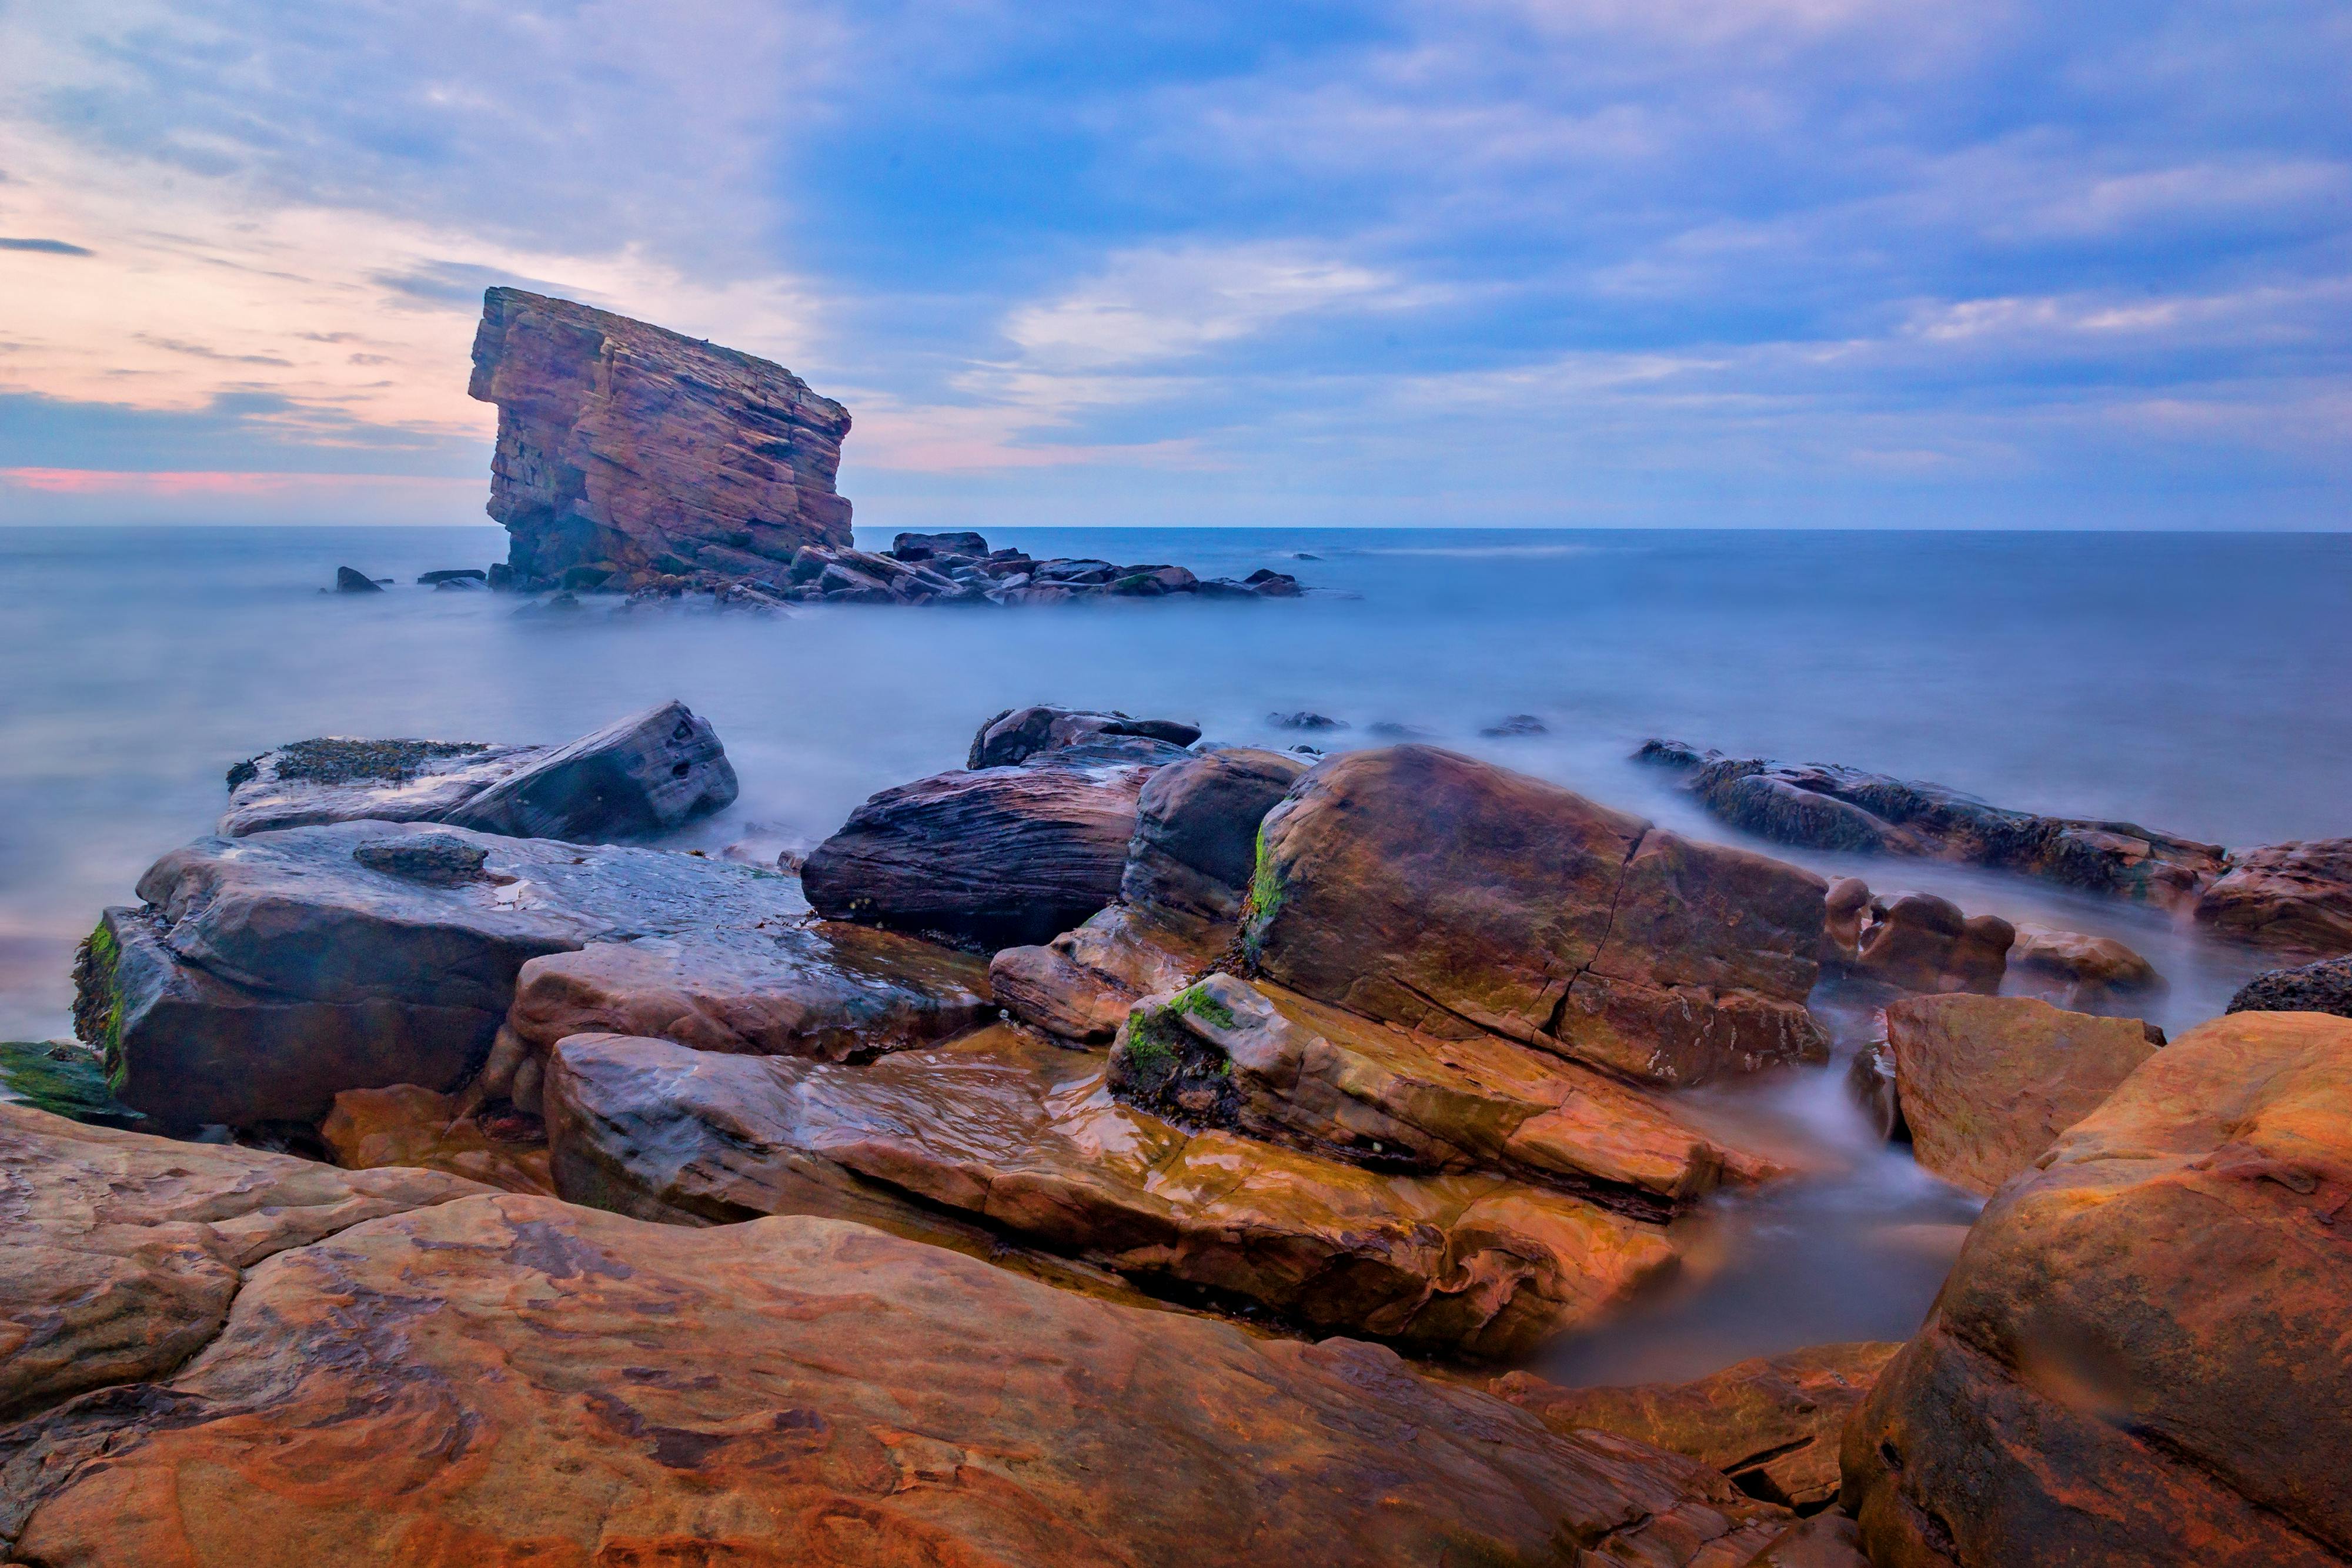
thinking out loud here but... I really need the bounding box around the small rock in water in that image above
[333,566,385,594]
[352,833,492,886]
[417,569,488,585]
[1367,721,1431,739]
[1268,711,1347,731]
[1481,714,1548,737]
[433,576,482,591]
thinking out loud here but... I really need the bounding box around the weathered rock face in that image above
[2229,954,2352,1019]
[1638,740,2230,910]
[1495,1342,1902,1512]
[1245,747,1829,1086]
[76,823,859,1127]
[1881,993,2157,1196]
[544,1027,1679,1356]
[320,1084,556,1195]
[2196,837,2352,955]
[966,704,1203,768]
[804,741,1188,948]
[468,288,852,582]
[0,1102,482,1425]
[1112,974,1784,1212]
[2004,922,2167,1014]
[220,701,737,842]
[1,1189,1793,1568]
[1843,1011,2352,1567]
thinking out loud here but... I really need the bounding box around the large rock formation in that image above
[2196,837,2352,955]
[1637,740,2230,910]
[1842,1010,2352,1566]
[543,1026,1678,1356]
[1495,1342,1902,1512]
[1,1176,1795,1567]
[1245,747,1829,1086]
[1880,994,2159,1196]
[468,288,852,583]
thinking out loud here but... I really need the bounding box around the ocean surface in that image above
[4,523,2347,1379]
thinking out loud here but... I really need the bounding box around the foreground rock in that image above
[1880,994,2158,1196]
[220,700,737,841]
[0,1102,482,1424]
[1496,1342,1902,1512]
[545,1027,1678,1356]
[2003,922,2167,1014]
[804,738,1188,948]
[1843,1011,2352,1566]
[2229,954,2352,1019]
[77,822,979,1127]
[468,287,853,584]
[2,1188,1792,1568]
[2196,836,2352,955]
[1638,739,2230,910]
[1247,746,1829,1086]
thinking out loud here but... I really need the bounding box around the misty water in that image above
[4,523,2346,1383]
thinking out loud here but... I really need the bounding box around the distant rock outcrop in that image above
[468,288,853,584]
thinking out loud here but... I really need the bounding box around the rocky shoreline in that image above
[6,704,2350,1564]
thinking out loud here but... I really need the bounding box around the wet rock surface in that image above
[1638,739,2230,910]
[0,1188,1792,1567]
[1247,745,1829,1086]
[2196,836,2352,955]
[1495,1341,1902,1512]
[1843,1010,2352,1566]
[543,1025,1680,1356]
[1831,889,2014,998]
[2003,921,2166,1013]
[320,1083,555,1195]
[2228,954,2352,1019]
[1880,993,2158,1196]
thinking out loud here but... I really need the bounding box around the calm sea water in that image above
[4,523,2347,1378]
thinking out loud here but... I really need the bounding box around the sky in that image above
[0,0,2347,531]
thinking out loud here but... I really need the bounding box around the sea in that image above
[4,523,2347,1380]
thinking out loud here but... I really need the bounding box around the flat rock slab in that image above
[79,822,974,1127]
[220,739,542,836]
[1883,993,2157,1196]
[544,1026,1679,1357]
[1494,1341,1901,1512]
[1843,1011,2352,1566]
[1,1193,1790,1567]
[0,1102,483,1426]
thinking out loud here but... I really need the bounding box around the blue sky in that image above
[1,0,2347,528]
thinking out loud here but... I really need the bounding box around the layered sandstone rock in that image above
[543,1027,1678,1356]
[1881,994,2159,1196]
[1843,1010,2352,1566]
[989,904,1214,1042]
[2229,954,2352,1019]
[1245,747,1829,1086]
[804,739,1188,948]
[1495,1341,1901,1511]
[467,288,852,582]
[1638,740,2229,910]
[2003,922,2167,1014]
[220,701,737,842]
[1,1189,1793,1567]
[2196,837,2352,955]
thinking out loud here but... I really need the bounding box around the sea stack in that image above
[467,288,853,585]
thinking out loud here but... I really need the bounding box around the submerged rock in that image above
[1842,1010,2352,1566]
[0,1178,1790,1567]
[1246,746,1828,1086]
[320,1083,554,1195]
[1495,1341,1902,1512]
[1638,739,2230,910]
[544,1025,1680,1356]
[966,704,1202,768]
[2227,954,2352,1019]
[467,287,853,584]
[2195,836,2352,955]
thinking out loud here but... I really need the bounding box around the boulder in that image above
[0,1101,482,1424]
[544,1027,1680,1356]
[1494,1341,1902,1512]
[1822,876,1875,966]
[219,701,737,842]
[467,288,852,583]
[1107,564,1198,596]
[1245,747,1829,1086]
[1111,974,1787,1210]
[1842,1011,2352,1567]
[2196,837,2352,955]
[74,822,973,1128]
[1,1188,1792,1568]
[320,1084,555,1195]
[1269,710,1347,730]
[966,704,1202,768]
[332,566,382,593]
[889,529,988,560]
[1638,740,2230,910]
[2228,954,2352,1019]
[803,741,1187,948]
[988,904,1213,1042]
[416,567,487,584]
[1739,1516,1873,1567]
[1848,892,2013,997]
[2004,922,2167,1014]
[1882,994,2159,1195]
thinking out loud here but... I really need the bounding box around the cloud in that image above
[0,236,91,255]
